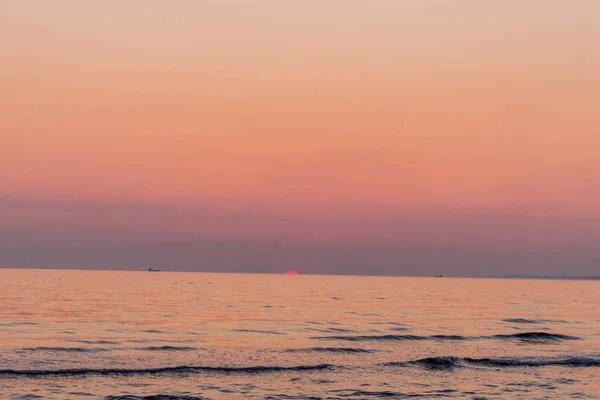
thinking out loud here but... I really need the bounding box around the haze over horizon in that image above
[2,1,600,276]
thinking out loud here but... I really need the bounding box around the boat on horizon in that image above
[148,268,160,272]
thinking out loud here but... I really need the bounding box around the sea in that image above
[0,269,598,399]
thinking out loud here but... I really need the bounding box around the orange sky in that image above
[1,1,599,275]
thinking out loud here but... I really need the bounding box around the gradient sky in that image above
[2,1,600,276]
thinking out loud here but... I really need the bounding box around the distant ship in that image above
[435,275,443,278]
[148,268,160,272]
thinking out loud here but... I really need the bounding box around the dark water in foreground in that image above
[1,269,599,399]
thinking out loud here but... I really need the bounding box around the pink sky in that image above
[1,1,599,275]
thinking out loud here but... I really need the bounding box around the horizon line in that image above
[1,267,598,281]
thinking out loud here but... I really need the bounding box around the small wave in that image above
[371,322,410,326]
[492,332,579,342]
[312,332,579,343]
[311,334,469,342]
[345,312,383,317]
[125,340,196,344]
[22,347,108,353]
[106,396,209,400]
[321,327,355,333]
[330,389,458,398]
[328,389,430,398]
[286,347,373,354]
[466,357,600,367]
[0,364,334,377]
[386,356,600,369]
[265,396,325,400]
[390,327,411,332]
[66,340,120,345]
[305,327,357,334]
[312,379,335,384]
[405,356,463,371]
[503,318,540,324]
[503,318,569,324]
[140,346,197,352]
[232,329,284,335]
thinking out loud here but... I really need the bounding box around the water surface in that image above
[1,269,598,399]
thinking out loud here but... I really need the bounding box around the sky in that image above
[1,1,599,276]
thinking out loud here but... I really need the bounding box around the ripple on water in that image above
[385,356,600,370]
[502,318,572,324]
[232,329,284,335]
[0,364,336,377]
[21,347,109,353]
[138,346,197,352]
[105,396,210,400]
[285,347,373,354]
[311,334,470,342]
[311,331,580,343]
[491,332,580,343]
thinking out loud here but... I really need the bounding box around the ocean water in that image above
[0,269,598,400]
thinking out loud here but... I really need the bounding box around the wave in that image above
[286,347,373,354]
[317,327,356,333]
[141,346,197,352]
[402,356,464,370]
[22,347,108,353]
[502,318,569,324]
[328,390,408,398]
[311,334,470,342]
[329,389,458,398]
[125,340,196,344]
[106,396,209,400]
[390,327,411,332]
[491,332,579,342]
[22,346,198,353]
[66,340,120,345]
[468,357,600,367]
[232,329,284,335]
[0,364,334,377]
[312,332,580,343]
[302,327,358,334]
[264,396,328,400]
[387,356,600,370]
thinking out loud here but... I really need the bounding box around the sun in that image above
[285,270,300,275]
